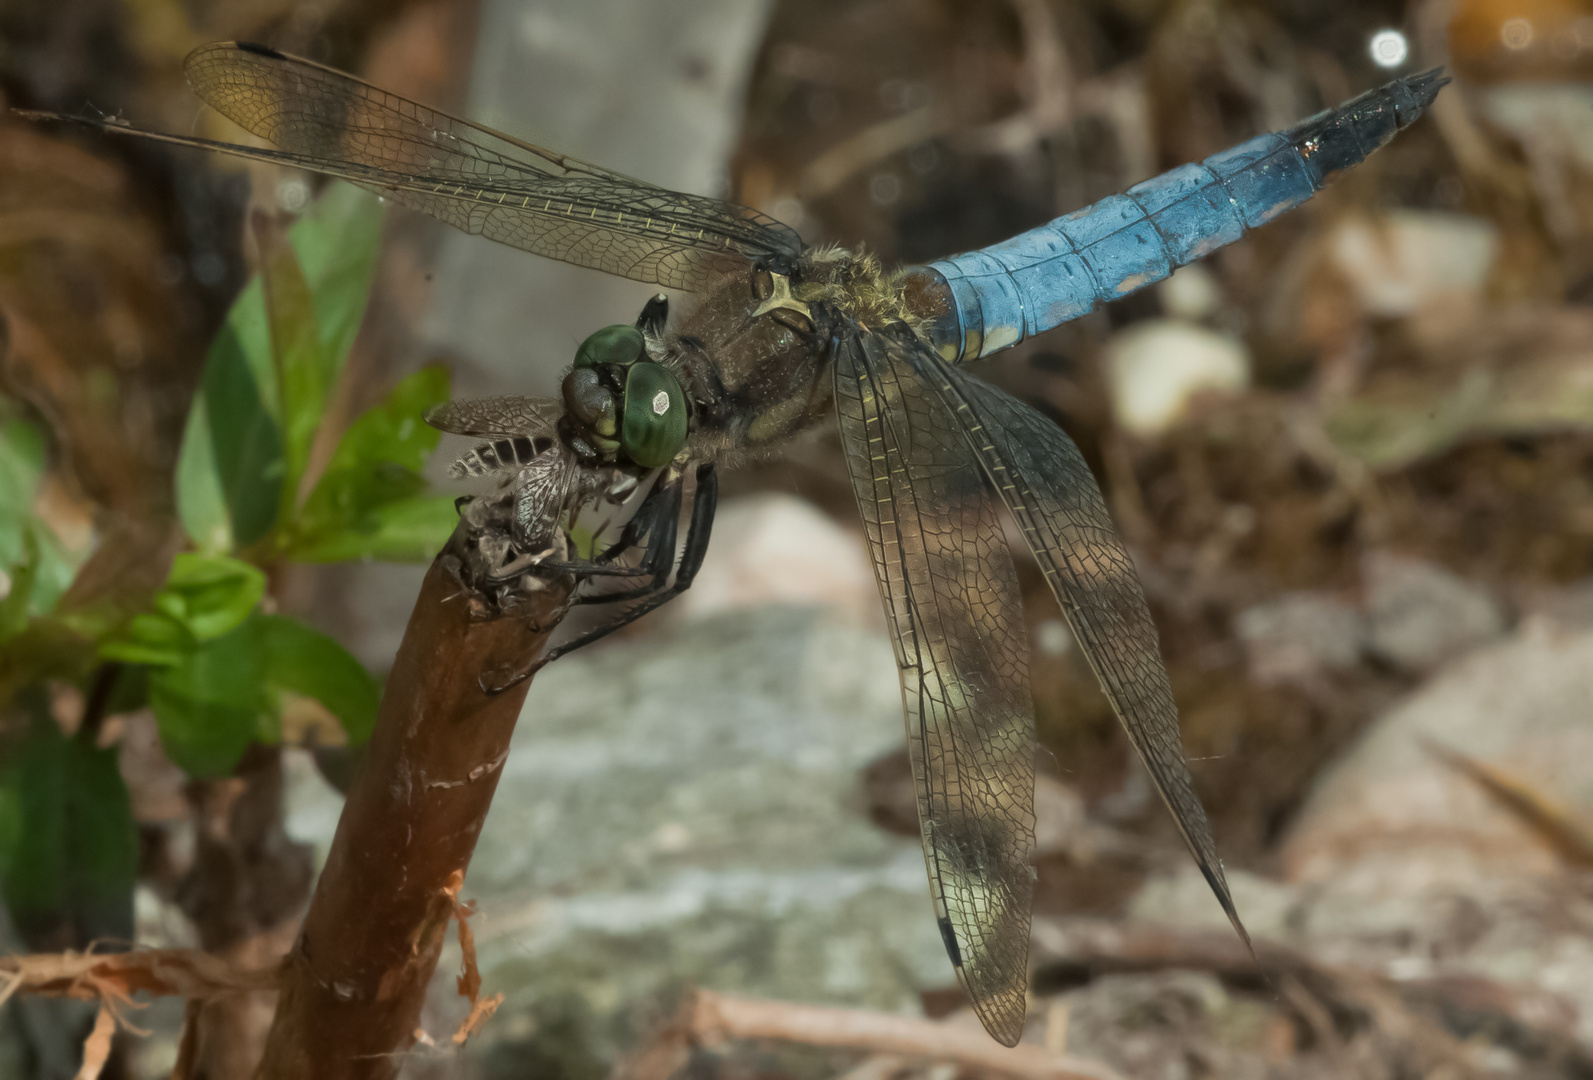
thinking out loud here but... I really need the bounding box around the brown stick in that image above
[617,988,1128,1080]
[254,496,570,1079]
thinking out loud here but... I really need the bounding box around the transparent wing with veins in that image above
[425,396,571,550]
[21,41,803,293]
[931,351,1254,958]
[832,325,1037,1047]
[424,395,563,442]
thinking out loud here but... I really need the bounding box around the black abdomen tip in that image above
[1394,67,1450,125]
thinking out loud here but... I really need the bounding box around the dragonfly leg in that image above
[568,467,685,606]
[485,469,689,586]
[480,463,716,695]
[635,293,669,336]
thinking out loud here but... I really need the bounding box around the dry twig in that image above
[0,945,278,1007]
[615,988,1128,1080]
[252,495,572,1079]
[1422,737,1593,868]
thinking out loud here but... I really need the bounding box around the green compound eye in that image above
[575,324,645,369]
[620,362,689,468]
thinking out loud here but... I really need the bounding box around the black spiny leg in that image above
[569,469,684,605]
[532,466,682,583]
[480,463,717,694]
[543,463,716,657]
[635,293,669,335]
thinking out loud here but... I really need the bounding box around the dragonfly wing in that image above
[424,395,562,439]
[182,42,802,291]
[932,361,1251,951]
[185,41,643,185]
[833,325,1035,1047]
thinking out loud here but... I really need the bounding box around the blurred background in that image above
[4,0,1593,1077]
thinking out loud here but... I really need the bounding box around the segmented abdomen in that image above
[449,436,547,478]
[922,68,1446,363]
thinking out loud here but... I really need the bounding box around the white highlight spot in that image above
[1369,29,1408,68]
[276,177,309,212]
[1105,319,1249,436]
[652,390,670,415]
[1501,18,1534,51]
[1036,619,1072,658]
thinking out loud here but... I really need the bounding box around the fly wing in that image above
[511,440,576,551]
[832,325,1035,1047]
[425,395,563,439]
[931,360,1252,953]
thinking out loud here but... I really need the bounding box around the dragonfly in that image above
[17,44,1445,1046]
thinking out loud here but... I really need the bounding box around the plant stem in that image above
[254,496,570,1079]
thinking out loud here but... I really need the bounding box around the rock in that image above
[1323,305,1593,469]
[1271,618,1593,1039]
[1158,263,1223,321]
[1283,617,1593,887]
[1061,969,1277,1080]
[1327,210,1497,319]
[1233,591,1364,687]
[1360,551,1506,673]
[667,493,881,628]
[1481,84,1593,175]
[1103,318,1249,437]
[1127,865,1299,944]
[428,605,947,1064]
[1061,616,1593,1060]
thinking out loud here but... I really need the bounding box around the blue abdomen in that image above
[920,68,1447,363]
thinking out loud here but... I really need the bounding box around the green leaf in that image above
[0,415,45,565]
[258,615,379,745]
[148,618,269,776]
[96,552,265,666]
[0,413,73,621]
[288,494,461,563]
[0,408,102,623]
[146,611,381,772]
[175,322,285,551]
[175,183,384,552]
[97,612,193,667]
[257,215,329,522]
[0,703,137,940]
[160,553,268,641]
[326,366,451,476]
[287,366,455,562]
[291,182,385,371]
[0,529,38,643]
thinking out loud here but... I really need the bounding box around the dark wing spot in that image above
[235,41,286,58]
[938,916,962,967]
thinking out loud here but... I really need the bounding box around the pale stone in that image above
[1234,591,1365,687]
[1157,263,1222,321]
[670,494,881,628]
[1103,318,1249,436]
[422,606,948,1064]
[1360,550,1506,673]
[1328,210,1498,318]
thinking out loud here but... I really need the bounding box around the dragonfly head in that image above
[562,324,689,469]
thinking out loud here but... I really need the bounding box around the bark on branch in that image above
[254,495,571,1079]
